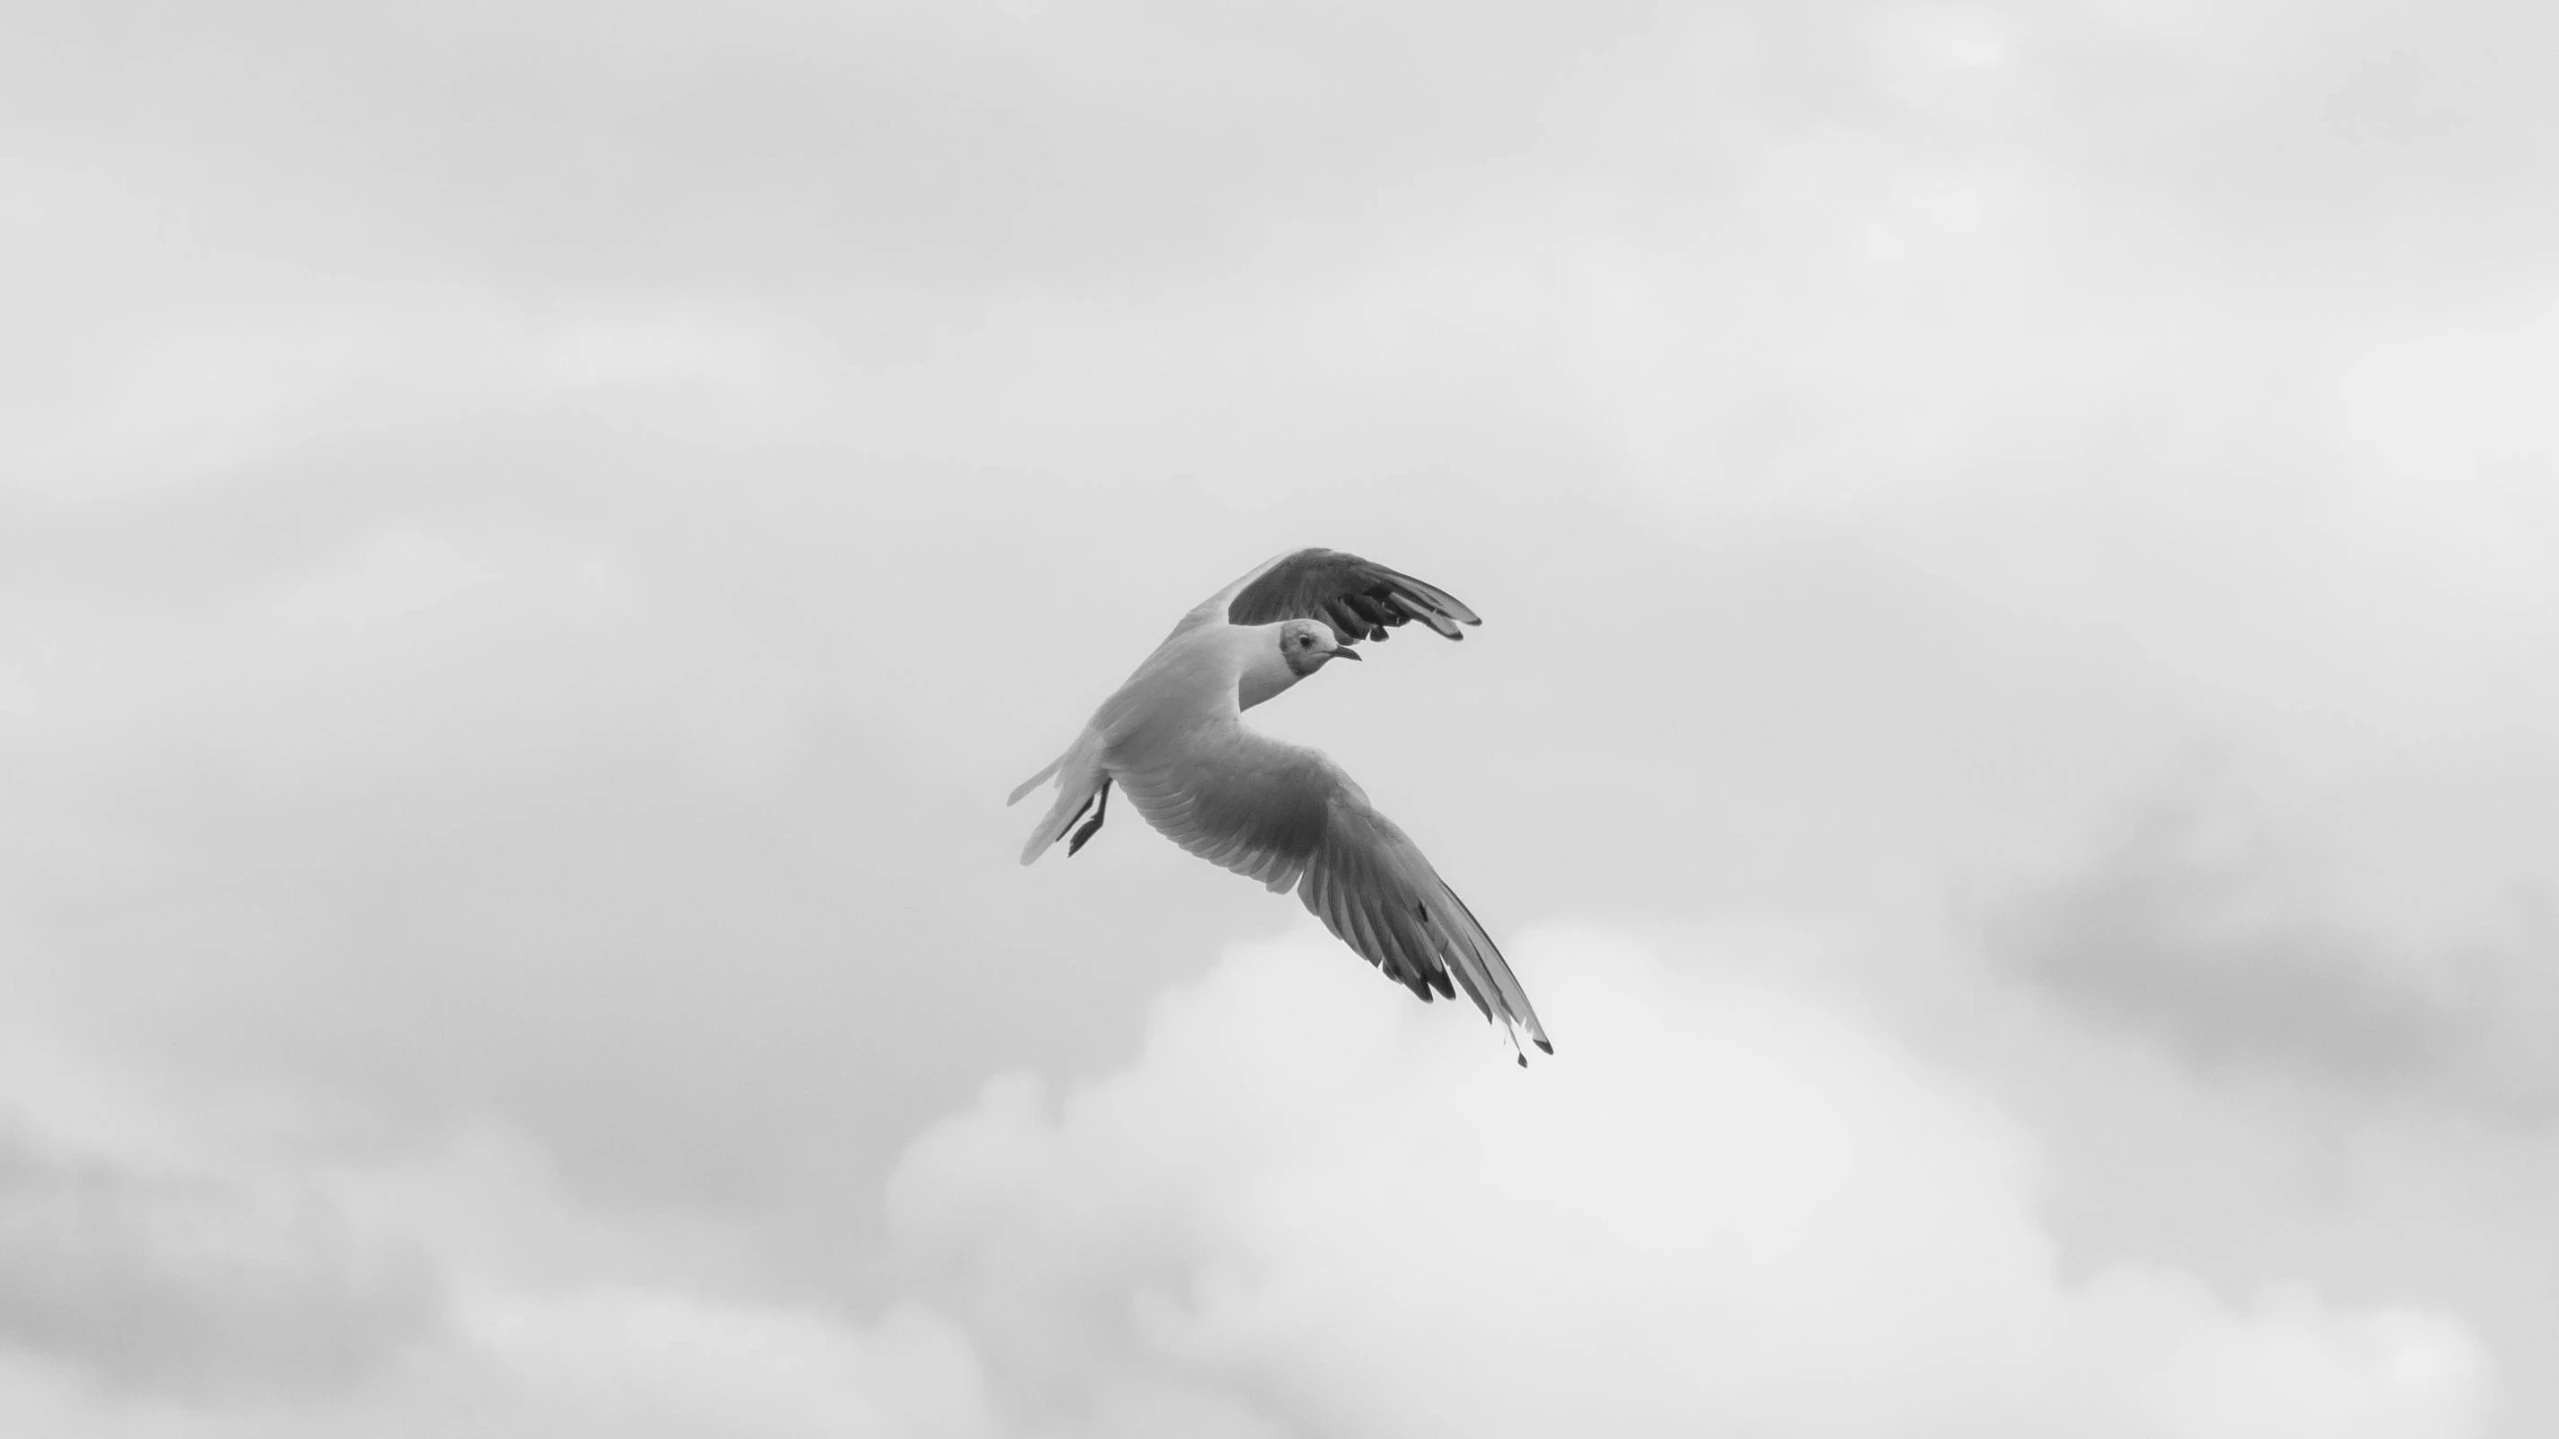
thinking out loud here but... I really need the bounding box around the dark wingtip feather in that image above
[1516,1053,1528,1068]
[1228,551,1481,644]
[1535,1038,1554,1054]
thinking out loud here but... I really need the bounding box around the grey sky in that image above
[3,0,2554,1434]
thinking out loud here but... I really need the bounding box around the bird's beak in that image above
[1331,646,1362,662]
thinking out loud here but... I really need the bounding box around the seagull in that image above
[1008,547,1552,1065]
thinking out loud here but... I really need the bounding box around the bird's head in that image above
[1278,618,1361,677]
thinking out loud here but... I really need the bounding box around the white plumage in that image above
[1009,548,1552,1065]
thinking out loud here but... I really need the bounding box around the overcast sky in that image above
[3,1,2555,1434]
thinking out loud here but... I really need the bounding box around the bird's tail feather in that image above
[1013,734,1104,866]
[1007,756,1064,807]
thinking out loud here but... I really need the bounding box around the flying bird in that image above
[1008,548,1552,1065]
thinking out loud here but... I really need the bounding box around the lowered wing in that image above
[1113,723,1550,1064]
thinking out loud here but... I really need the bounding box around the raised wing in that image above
[1114,725,1551,1064]
[1227,547,1481,644]
[1166,548,1483,646]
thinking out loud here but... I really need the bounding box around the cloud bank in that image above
[0,930,2495,1437]
[880,929,2488,1438]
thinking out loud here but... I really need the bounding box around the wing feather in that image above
[1226,547,1480,644]
[1114,725,1550,1059]
[1158,547,1481,647]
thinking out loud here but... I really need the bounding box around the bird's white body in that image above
[1010,548,1551,1063]
[1015,620,1304,845]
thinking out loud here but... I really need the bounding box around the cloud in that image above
[444,1283,996,1439]
[881,927,2492,1437]
[0,1100,995,1439]
[0,930,2502,1438]
[0,1114,439,1399]
[0,1275,995,1439]
[1993,764,2559,1120]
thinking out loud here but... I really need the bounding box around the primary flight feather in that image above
[1008,547,1552,1065]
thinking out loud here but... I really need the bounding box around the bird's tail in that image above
[1007,757,1063,807]
[1010,734,1105,865]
